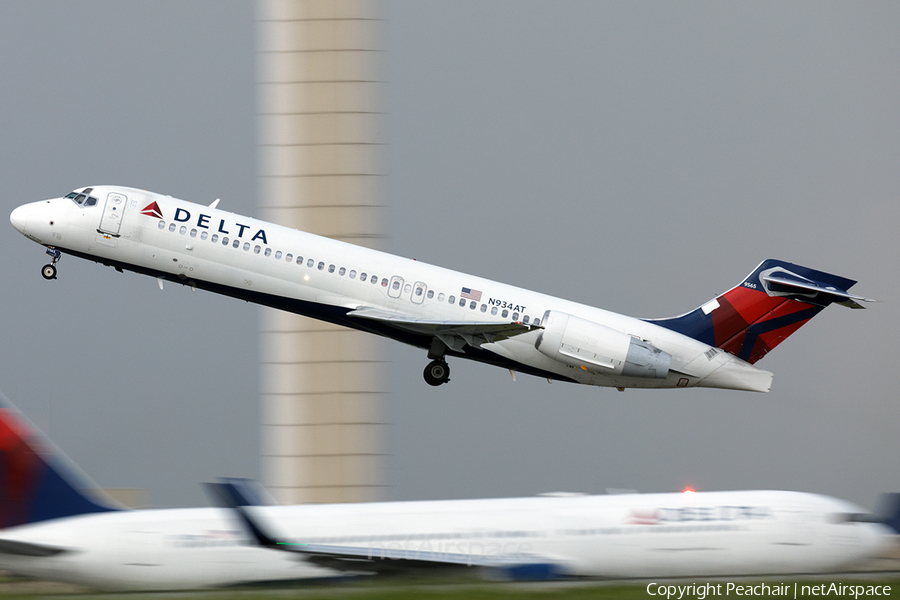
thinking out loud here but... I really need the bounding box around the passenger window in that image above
[233,239,240,248]
[469,301,476,310]
[275,250,282,260]
[328,264,335,273]
[512,312,519,321]
[179,226,187,235]
[459,298,466,307]
[169,223,176,232]
[415,287,423,296]
[523,315,529,324]
[533,318,540,326]
[427,290,434,299]
[480,304,487,312]
[243,242,250,251]
[308,259,314,268]
[222,236,229,245]
[491,306,498,316]
[349,270,356,279]
[339,267,346,276]
[381,278,388,287]
[158,221,165,229]
[285,253,292,262]
[190,229,197,238]
[201,231,208,241]
[264,247,271,257]
[318,262,325,270]
[254,245,261,254]
[438,293,445,302]
[297,256,303,264]
[449,295,456,304]
[360,273,367,282]
[392,280,400,290]
[404,283,411,293]
[211,234,218,243]
[502,309,509,318]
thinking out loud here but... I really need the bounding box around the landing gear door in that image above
[99,192,127,236]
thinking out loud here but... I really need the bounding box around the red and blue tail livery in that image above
[0,393,115,529]
[650,260,871,365]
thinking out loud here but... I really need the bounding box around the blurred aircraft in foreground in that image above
[213,480,898,580]
[0,393,895,590]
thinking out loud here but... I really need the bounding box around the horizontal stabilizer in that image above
[760,274,875,309]
[0,538,68,557]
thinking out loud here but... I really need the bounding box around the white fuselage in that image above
[0,490,890,590]
[10,187,772,391]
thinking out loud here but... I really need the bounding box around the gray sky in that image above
[1,1,898,510]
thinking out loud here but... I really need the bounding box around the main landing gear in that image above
[424,337,452,386]
[423,359,450,387]
[41,248,61,280]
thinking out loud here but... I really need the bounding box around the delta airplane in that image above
[0,394,894,591]
[10,187,872,390]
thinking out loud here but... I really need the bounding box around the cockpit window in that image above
[66,189,98,207]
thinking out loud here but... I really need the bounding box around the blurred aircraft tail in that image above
[876,493,900,534]
[0,391,117,528]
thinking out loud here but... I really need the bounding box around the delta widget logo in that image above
[141,202,163,219]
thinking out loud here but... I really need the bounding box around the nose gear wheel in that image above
[41,248,61,280]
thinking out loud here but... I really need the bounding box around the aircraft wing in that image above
[346,306,539,350]
[207,480,561,577]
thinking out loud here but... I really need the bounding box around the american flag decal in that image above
[461,287,482,302]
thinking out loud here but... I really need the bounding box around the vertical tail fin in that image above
[0,391,117,528]
[649,260,872,364]
[875,493,900,534]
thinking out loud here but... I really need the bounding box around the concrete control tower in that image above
[256,0,387,504]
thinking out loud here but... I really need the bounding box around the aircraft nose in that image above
[9,204,29,234]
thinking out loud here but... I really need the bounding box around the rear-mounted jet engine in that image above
[535,310,672,378]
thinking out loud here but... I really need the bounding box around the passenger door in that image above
[99,192,128,236]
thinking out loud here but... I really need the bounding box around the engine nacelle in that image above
[535,311,671,379]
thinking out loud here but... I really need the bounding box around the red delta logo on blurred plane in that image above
[625,504,773,525]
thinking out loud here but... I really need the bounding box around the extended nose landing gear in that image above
[423,359,450,386]
[41,248,61,280]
